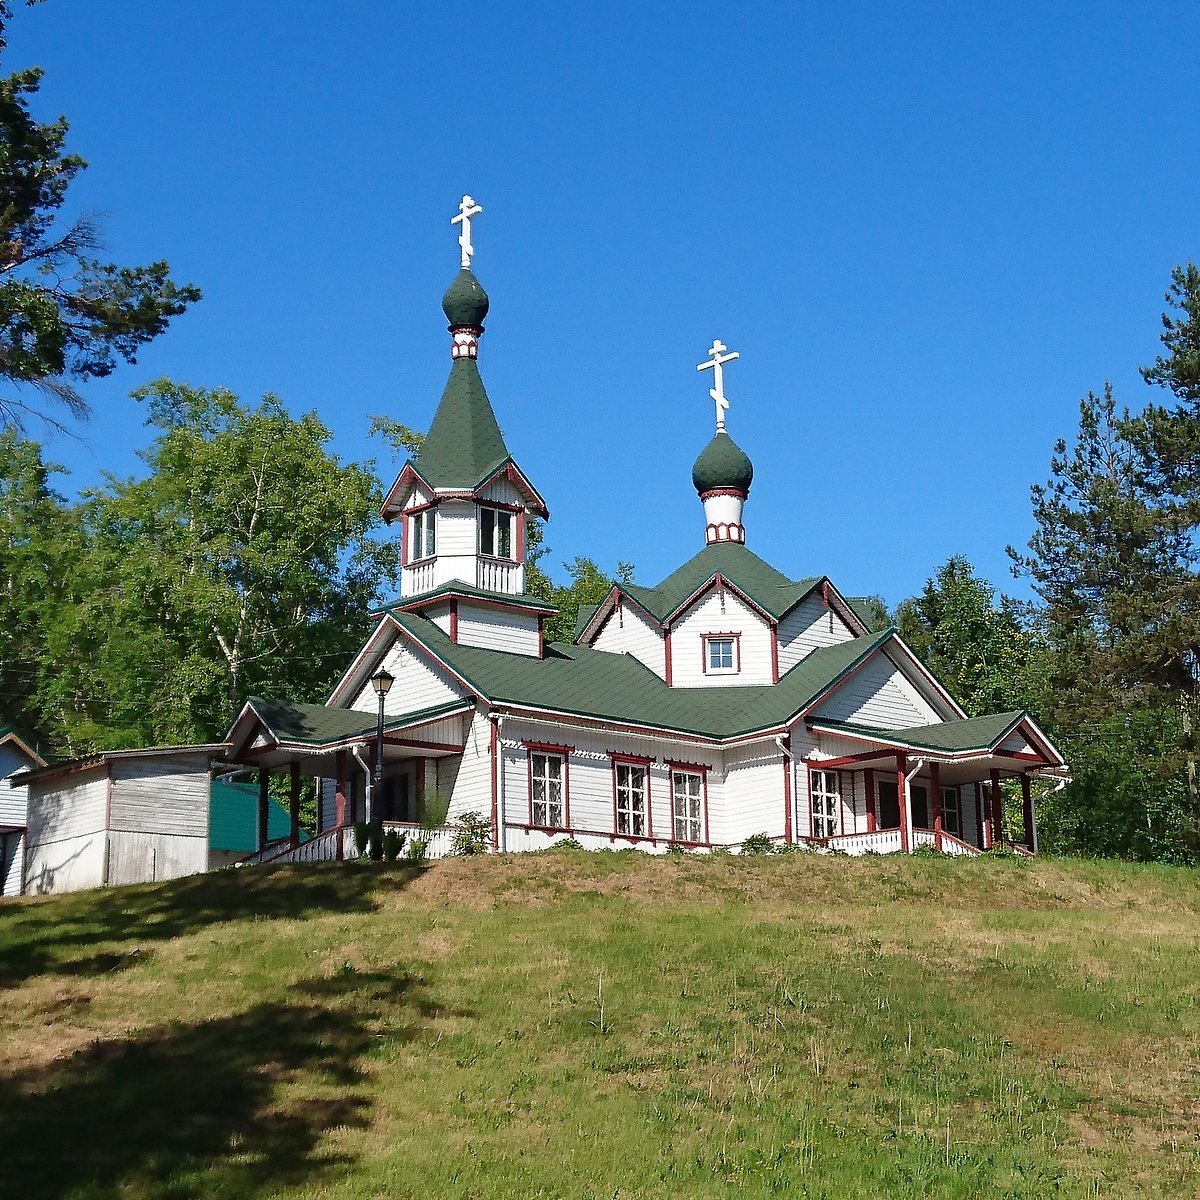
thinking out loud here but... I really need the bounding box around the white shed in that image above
[16,744,225,895]
[0,728,46,898]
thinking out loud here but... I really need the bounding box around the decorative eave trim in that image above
[578,585,662,644]
[882,634,969,720]
[666,571,777,627]
[476,459,550,518]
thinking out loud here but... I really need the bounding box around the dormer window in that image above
[479,505,513,559]
[704,634,740,674]
[409,509,436,562]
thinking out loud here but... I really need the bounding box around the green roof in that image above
[391,610,892,740]
[209,779,296,852]
[409,357,511,490]
[619,542,822,624]
[692,431,754,494]
[374,581,558,618]
[243,697,471,746]
[811,711,1027,754]
[574,603,600,640]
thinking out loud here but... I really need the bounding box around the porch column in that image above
[896,752,910,853]
[289,762,301,848]
[416,758,427,820]
[1021,773,1035,852]
[257,768,270,853]
[864,767,877,833]
[335,749,347,862]
[930,761,942,850]
[975,781,987,850]
[990,767,1003,847]
[782,734,793,844]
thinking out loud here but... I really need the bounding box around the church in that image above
[225,198,1069,862]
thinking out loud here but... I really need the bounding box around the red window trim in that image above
[478,503,518,562]
[702,631,742,674]
[808,765,841,839]
[525,745,571,832]
[667,762,709,846]
[406,508,437,566]
[610,753,652,839]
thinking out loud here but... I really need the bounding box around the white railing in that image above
[244,822,464,867]
[403,560,436,596]
[236,837,295,867]
[477,558,519,593]
[823,828,904,856]
[939,831,983,857]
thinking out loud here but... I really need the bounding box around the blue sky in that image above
[10,1,1200,609]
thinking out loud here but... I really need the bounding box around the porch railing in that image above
[237,821,462,867]
[821,828,903,855]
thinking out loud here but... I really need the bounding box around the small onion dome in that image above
[692,431,754,496]
[442,268,490,328]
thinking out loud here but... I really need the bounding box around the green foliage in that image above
[367,819,383,862]
[450,811,491,856]
[740,832,775,855]
[381,829,406,863]
[419,788,450,832]
[405,837,429,863]
[353,822,370,859]
[35,381,400,750]
[0,4,199,428]
[895,555,1042,717]
[366,414,425,460]
[1141,262,1200,405]
[552,837,585,851]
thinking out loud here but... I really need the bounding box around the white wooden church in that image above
[225,198,1068,863]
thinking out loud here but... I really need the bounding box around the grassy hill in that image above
[1,850,1198,1199]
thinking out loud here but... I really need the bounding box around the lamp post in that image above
[370,668,394,826]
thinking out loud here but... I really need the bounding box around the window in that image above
[940,786,961,836]
[530,752,565,829]
[479,506,513,559]
[409,509,436,561]
[810,769,840,838]
[614,761,647,837]
[704,634,739,674]
[672,770,704,843]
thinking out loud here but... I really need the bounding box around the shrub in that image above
[420,788,451,832]
[740,833,776,856]
[406,837,429,863]
[451,811,491,856]
[354,821,370,858]
[382,829,407,862]
[368,819,384,861]
[552,837,585,851]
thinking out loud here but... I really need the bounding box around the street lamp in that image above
[370,669,394,824]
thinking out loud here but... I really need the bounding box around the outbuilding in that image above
[15,744,225,895]
[1,727,46,898]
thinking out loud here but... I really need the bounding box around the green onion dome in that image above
[692,431,754,495]
[442,269,490,328]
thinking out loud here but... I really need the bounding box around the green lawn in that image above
[1,850,1198,1198]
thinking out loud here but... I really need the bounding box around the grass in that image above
[1,850,1198,1198]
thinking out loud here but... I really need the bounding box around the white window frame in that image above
[940,786,961,836]
[704,634,739,675]
[530,752,565,830]
[810,769,840,839]
[671,769,704,844]
[409,508,436,562]
[479,505,514,560]
[614,761,647,837]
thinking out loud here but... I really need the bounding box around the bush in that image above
[382,829,407,862]
[406,837,429,863]
[552,837,585,851]
[740,833,776,856]
[354,821,370,858]
[367,819,384,861]
[451,811,491,856]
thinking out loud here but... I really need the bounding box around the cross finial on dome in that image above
[451,195,483,269]
[697,338,739,433]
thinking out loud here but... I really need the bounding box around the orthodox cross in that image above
[697,338,739,432]
[452,194,483,269]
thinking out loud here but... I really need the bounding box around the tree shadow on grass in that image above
[0,863,421,989]
[0,967,461,1200]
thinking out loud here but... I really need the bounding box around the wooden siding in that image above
[671,589,774,687]
[496,716,720,846]
[107,831,207,885]
[591,603,667,678]
[444,709,492,823]
[479,477,523,506]
[0,742,34,826]
[812,651,939,728]
[349,637,465,716]
[425,601,453,636]
[457,605,540,655]
[27,769,107,845]
[1,832,23,897]
[720,742,784,844]
[109,757,211,838]
[24,829,105,894]
[999,730,1034,754]
[777,592,855,674]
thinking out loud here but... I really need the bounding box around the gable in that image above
[811,650,940,728]
[347,627,468,718]
[777,591,858,673]
[591,598,666,678]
